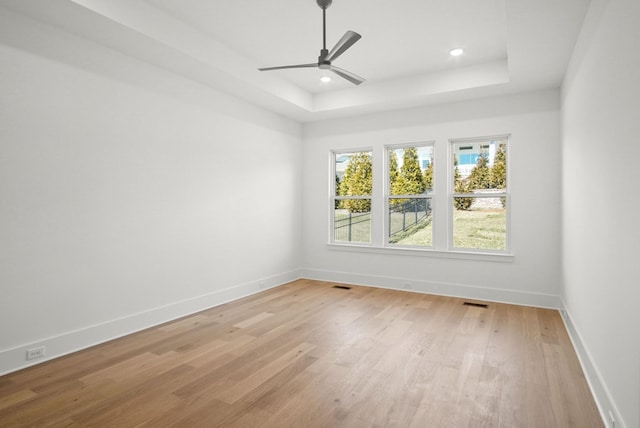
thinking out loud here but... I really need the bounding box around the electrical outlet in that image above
[608,410,615,428]
[26,346,45,361]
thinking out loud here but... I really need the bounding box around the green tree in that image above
[491,143,507,207]
[423,156,433,190]
[400,147,426,194]
[339,152,372,213]
[468,149,491,189]
[335,174,341,208]
[390,148,426,207]
[490,144,507,189]
[391,148,425,196]
[453,155,473,210]
[453,154,461,185]
[389,150,399,191]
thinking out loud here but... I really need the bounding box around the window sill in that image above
[327,243,514,263]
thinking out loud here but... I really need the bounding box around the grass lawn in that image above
[391,216,432,246]
[451,209,506,250]
[335,209,506,250]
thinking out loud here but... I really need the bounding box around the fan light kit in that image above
[450,48,464,57]
[258,0,365,85]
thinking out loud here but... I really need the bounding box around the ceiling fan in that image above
[258,0,365,85]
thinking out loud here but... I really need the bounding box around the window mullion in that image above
[370,146,384,246]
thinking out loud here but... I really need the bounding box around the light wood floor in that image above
[0,279,603,427]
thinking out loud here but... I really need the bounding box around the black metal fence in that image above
[334,211,371,242]
[334,198,431,242]
[389,198,431,238]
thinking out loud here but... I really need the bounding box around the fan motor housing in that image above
[317,0,332,9]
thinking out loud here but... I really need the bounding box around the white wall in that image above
[0,10,302,374]
[561,0,640,427]
[302,90,563,307]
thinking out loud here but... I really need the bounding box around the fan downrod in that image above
[316,0,332,9]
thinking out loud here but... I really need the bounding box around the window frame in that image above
[330,148,374,246]
[448,135,511,254]
[327,137,513,262]
[384,141,435,249]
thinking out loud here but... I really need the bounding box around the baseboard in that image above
[0,269,302,376]
[302,268,562,309]
[559,304,625,428]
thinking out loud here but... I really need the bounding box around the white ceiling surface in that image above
[0,0,590,122]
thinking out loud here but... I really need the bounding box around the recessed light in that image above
[450,48,464,57]
[320,76,332,83]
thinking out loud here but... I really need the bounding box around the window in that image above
[332,150,372,244]
[451,137,509,251]
[386,144,434,247]
[329,135,511,258]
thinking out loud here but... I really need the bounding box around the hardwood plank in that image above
[232,311,275,329]
[0,279,603,427]
[0,381,107,427]
[213,341,316,404]
[0,389,37,411]
[71,364,191,426]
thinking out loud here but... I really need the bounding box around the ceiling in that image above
[0,0,591,122]
[145,0,509,93]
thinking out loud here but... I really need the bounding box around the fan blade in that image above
[259,63,317,71]
[326,31,361,62]
[328,65,365,85]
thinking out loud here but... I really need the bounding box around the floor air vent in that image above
[332,285,352,290]
[463,302,489,308]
